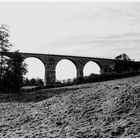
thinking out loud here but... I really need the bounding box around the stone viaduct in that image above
[2,52,140,86]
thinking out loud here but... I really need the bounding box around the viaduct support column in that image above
[44,68,56,86]
[44,57,56,86]
[77,65,84,79]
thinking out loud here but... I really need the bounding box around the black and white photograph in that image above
[0,0,140,138]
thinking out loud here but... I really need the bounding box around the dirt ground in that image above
[0,75,140,138]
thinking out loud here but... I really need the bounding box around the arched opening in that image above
[23,57,45,87]
[83,61,101,76]
[56,59,77,83]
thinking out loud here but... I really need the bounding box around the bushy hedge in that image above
[74,72,140,85]
[50,72,140,88]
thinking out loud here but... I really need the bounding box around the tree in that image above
[30,78,36,86]
[23,78,44,86]
[1,51,27,93]
[23,78,30,86]
[36,78,44,86]
[115,53,132,61]
[115,53,134,73]
[9,51,27,92]
[0,24,12,92]
[0,24,27,93]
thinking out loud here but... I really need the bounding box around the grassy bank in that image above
[0,75,140,137]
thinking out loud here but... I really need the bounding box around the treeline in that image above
[53,71,140,88]
[74,72,140,85]
[23,78,44,86]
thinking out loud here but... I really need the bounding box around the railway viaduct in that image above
[2,52,140,86]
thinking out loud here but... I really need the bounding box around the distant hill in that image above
[0,75,140,138]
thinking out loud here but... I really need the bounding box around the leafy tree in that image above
[0,24,12,92]
[0,24,27,93]
[1,51,27,93]
[30,78,36,86]
[115,53,134,73]
[23,78,30,86]
[36,78,44,86]
[23,78,44,86]
[8,51,27,92]
[115,53,132,61]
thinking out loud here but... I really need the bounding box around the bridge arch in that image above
[55,59,77,82]
[83,61,101,76]
[22,55,46,67]
[23,57,45,85]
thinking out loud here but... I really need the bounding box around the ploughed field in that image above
[1,75,140,138]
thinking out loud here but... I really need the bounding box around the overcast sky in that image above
[1,2,140,80]
[0,2,140,60]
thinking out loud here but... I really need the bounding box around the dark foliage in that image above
[115,53,132,61]
[0,24,27,93]
[114,53,137,73]
[1,51,27,93]
[0,25,12,92]
[74,72,140,85]
[23,78,44,86]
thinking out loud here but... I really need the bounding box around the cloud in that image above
[45,32,140,60]
[47,32,140,48]
[61,3,140,24]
